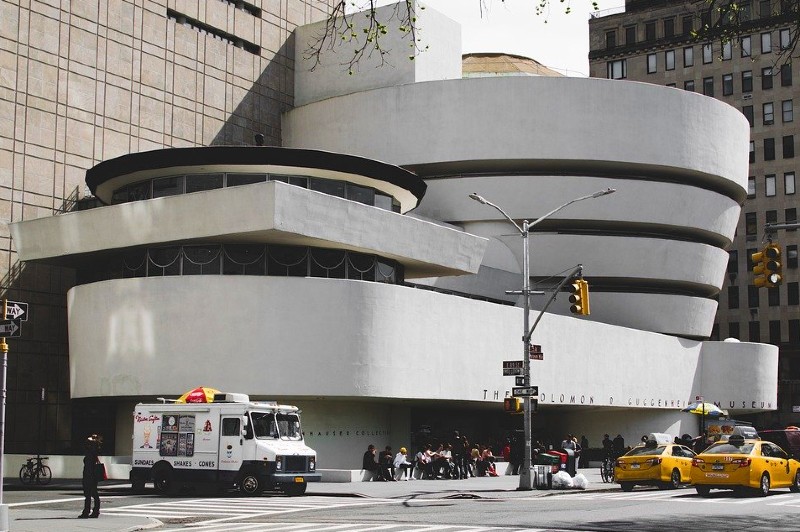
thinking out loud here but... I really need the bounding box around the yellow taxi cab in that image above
[615,435,696,491]
[691,434,800,496]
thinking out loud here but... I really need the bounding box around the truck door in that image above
[219,416,244,474]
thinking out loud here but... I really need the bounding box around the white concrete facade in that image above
[6,2,780,468]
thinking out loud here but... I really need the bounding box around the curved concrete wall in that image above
[282,77,750,198]
[283,76,749,337]
[67,276,776,413]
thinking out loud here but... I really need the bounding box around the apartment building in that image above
[589,0,800,428]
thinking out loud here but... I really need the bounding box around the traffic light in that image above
[752,242,782,288]
[503,397,523,413]
[569,279,590,315]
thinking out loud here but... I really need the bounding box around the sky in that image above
[382,0,627,77]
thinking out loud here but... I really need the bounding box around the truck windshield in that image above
[250,412,302,440]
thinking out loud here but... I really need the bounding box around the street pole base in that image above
[515,486,534,491]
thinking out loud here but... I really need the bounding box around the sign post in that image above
[0,298,24,531]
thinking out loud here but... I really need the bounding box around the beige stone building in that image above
[0,0,330,453]
[589,0,800,428]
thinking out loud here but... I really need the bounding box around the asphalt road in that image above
[4,472,800,531]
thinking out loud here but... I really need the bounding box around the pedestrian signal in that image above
[503,397,523,413]
[569,279,590,315]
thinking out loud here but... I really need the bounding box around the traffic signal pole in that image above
[0,300,9,531]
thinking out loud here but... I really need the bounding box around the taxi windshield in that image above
[250,412,302,441]
[625,445,666,456]
[704,442,755,455]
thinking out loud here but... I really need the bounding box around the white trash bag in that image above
[551,470,574,489]
[572,473,589,490]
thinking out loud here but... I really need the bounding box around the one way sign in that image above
[0,319,21,338]
[4,301,28,321]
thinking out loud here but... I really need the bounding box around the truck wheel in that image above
[153,467,174,495]
[283,482,307,496]
[239,473,263,496]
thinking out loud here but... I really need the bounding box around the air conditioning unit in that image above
[743,94,753,100]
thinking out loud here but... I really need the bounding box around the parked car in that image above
[759,427,800,458]
[615,439,696,491]
[691,434,800,496]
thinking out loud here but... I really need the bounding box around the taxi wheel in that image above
[620,482,634,492]
[695,485,710,497]
[791,470,800,493]
[668,469,681,489]
[757,473,770,497]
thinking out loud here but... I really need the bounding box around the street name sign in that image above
[0,319,21,338]
[503,368,523,376]
[515,376,526,386]
[530,352,544,361]
[4,301,28,321]
[512,386,538,398]
[503,360,523,369]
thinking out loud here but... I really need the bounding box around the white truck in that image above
[130,393,319,496]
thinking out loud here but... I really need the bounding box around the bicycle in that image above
[19,455,52,485]
[600,455,615,483]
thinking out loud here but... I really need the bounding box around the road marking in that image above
[153,523,552,532]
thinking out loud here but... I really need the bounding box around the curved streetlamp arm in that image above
[525,265,583,343]
[528,188,616,231]
[468,193,523,235]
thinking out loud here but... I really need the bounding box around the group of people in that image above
[362,431,500,481]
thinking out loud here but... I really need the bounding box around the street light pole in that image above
[469,188,615,491]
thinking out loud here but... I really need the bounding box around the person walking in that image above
[79,434,102,518]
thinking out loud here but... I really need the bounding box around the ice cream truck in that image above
[130,392,319,496]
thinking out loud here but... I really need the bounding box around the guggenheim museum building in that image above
[9,2,777,469]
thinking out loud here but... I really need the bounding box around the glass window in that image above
[746,212,758,235]
[185,173,223,193]
[729,322,740,340]
[346,183,375,205]
[645,21,656,41]
[766,209,778,224]
[309,177,346,198]
[251,412,279,439]
[762,67,774,89]
[728,286,740,309]
[664,18,675,37]
[760,0,771,18]
[790,283,800,305]
[723,73,734,95]
[765,138,776,160]
[684,80,695,92]
[788,245,799,268]
[743,105,754,126]
[784,135,795,158]
[768,287,780,306]
[783,100,793,122]
[684,46,694,67]
[786,207,797,225]
[749,320,760,342]
[729,250,739,273]
[782,64,793,86]
[152,176,183,198]
[127,182,150,202]
[742,70,753,92]
[749,285,760,308]
[786,172,796,194]
[682,15,693,35]
[148,247,181,276]
[227,173,266,187]
[769,320,781,343]
[750,142,756,163]
[606,30,616,48]
[761,32,772,53]
[703,76,714,96]
[781,28,791,49]
[607,59,626,79]
[222,418,240,437]
[764,102,775,124]
[374,193,394,211]
[223,244,266,275]
[767,174,777,196]
[647,53,657,73]
[665,50,675,70]
[748,176,756,197]
[703,43,713,63]
[790,320,800,343]
[309,248,346,278]
[182,245,221,275]
[722,40,732,60]
[741,35,752,56]
[626,25,636,44]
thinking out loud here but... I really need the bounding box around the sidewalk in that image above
[4,467,617,532]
